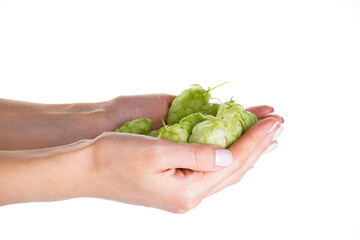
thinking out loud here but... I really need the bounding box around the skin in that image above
[0,95,173,150]
[0,96,284,213]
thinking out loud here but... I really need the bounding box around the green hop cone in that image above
[115,118,151,135]
[216,100,244,119]
[237,111,258,132]
[147,129,160,137]
[216,99,257,133]
[166,85,210,125]
[179,112,207,135]
[188,116,242,148]
[166,82,228,125]
[222,117,243,147]
[158,124,189,143]
[198,103,220,117]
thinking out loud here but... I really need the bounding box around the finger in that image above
[156,94,177,108]
[205,123,282,197]
[260,114,284,123]
[263,140,278,154]
[244,114,283,134]
[199,117,280,192]
[229,117,279,159]
[155,140,233,172]
[264,114,283,122]
[245,105,274,118]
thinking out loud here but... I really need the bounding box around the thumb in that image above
[160,142,233,171]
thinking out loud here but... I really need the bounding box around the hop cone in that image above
[115,118,151,135]
[199,103,220,117]
[216,100,244,119]
[179,112,207,135]
[158,124,189,143]
[237,111,258,132]
[188,116,242,148]
[166,84,211,125]
[217,100,257,132]
[147,129,160,137]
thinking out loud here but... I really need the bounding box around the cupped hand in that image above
[106,94,176,131]
[85,104,284,213]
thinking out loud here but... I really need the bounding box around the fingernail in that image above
[264,142,278,154]
[215,149,233,167]
[261,112,274,118]
[267,121,280,133]
[272,126,284,141]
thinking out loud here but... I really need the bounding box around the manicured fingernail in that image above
[215,149,233,167]
[264,141,278,154]
[262,112,274,118]
[267,121,280,133]
[272,126,284,141]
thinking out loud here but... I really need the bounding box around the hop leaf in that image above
[115,118,151,135]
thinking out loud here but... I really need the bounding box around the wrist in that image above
[79,97,128,133]
[65,101,114,137]
[105,96,129,130]
[0,139,95,205]
[53,139,96,200]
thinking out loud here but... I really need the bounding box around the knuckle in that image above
[175,187,201,211]
[173,209,189,214]
[192,144,202,169]
[92,133,111,153]
[244,131,258,143]
[168,208,190,214]
[261,105,273,110]
[144,139,167,164]
[193,143,213,170]
[234,158,246,170]
[231,175,243,186]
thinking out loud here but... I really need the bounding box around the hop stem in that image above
[208,82,229,92]
[211,97,223,104]
[161,117,169,130]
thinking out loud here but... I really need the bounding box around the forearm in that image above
[0,98,111,150]
[0,94,174,150]
[0,139,94,206]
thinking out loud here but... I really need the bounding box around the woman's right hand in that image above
[84,106,284,213]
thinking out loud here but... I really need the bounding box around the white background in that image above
[1,0,360,239]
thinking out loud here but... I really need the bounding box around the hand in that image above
[105,94,176,131]
[84,105,284,213]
